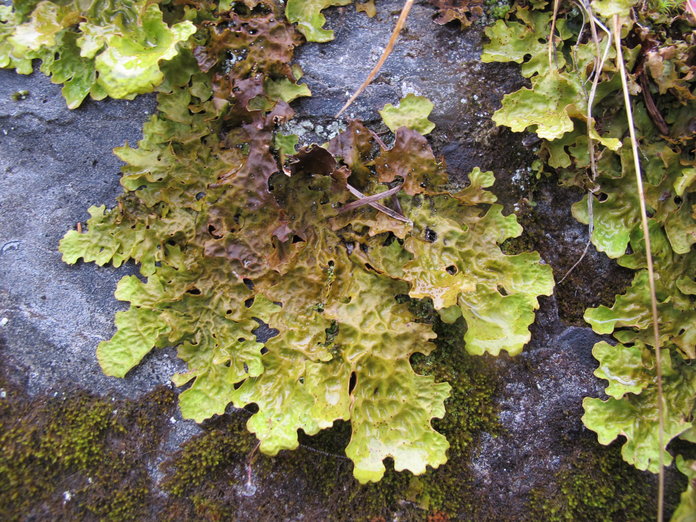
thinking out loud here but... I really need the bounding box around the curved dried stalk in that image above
[341,183,403,212]
[612,14,665,521]
[346,183,412,224]
[335,0,414,117]
[548,0,562,68]
[558,5,613,284]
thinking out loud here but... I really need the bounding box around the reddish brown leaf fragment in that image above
[229,76,266,112]
[193,44,218,73]
[267,100,295,124]
[288,146,338,176]
[212,112,279,209]
[195,12,301,80]
[374,128,447,195]
[327,120,374,187]
[204,198,283,278]
[428,0,483,27]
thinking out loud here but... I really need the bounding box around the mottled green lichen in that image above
[159,301,500,519]
[484,0,512,20]
[500,188,633,326]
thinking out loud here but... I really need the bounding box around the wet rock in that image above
[0,69,204,477]
[0,1,675,518]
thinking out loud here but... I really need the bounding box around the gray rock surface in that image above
[472,325,605,509]
[0,68,186,395]
[0,1,675,518]
[292,0,531,182]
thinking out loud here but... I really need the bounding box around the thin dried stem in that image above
[346,183,412,224]
[613,15,665,522]
[557,239,591,284]
[548,0,562,69]
[340,183,403,212]
[368,128,388,150]
[335,0,414,117]
[245,441,260,491]
[558,4,612,284]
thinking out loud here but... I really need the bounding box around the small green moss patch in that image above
[0,365,176,521]
[527,441,673,521]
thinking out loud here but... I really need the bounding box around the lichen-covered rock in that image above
[0,0,683,518]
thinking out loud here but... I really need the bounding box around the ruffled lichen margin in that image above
[3,0,694,516]
[1,0,556,484]
[483,0,696,514]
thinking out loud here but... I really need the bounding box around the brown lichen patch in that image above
[0,361,176,520]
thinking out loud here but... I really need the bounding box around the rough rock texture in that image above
[0,68,178,397]
[289,0,529,180]
[0,0,681,519]
[0,69,204,467]
[474,323,606,511]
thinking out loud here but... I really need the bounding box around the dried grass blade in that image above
[340,183,403,212]
[613,15,665,522]
[346,183,412,224]
[335,0,414,117]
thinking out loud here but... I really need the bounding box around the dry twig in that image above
[336,0,415,117]
[613,15,665,521]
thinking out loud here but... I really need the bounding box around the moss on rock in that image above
[527,440,671,521]
[0,363,176,521]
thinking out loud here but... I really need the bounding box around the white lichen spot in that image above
[241,478,257,497]
[369,47,385,62]
[511,167,529,189]
[0,317,8,327]
[400,81,423,97]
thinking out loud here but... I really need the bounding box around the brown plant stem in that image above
[335,0,414,117]
[613,15,665,522]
